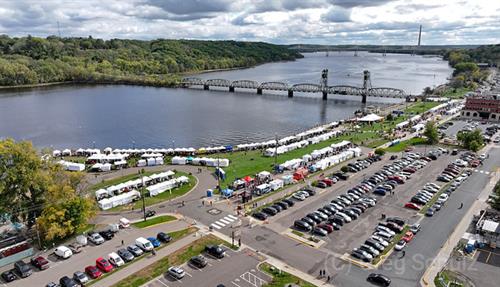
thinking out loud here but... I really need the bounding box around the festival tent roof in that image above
[358,114,383,122]
[243,176,254,182]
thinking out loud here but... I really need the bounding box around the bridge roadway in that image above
[180,77,410,103]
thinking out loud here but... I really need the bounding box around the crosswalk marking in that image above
[220,218,231,224]
[228,214,238,220]
[211,222,223,229]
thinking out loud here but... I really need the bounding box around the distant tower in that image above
[320,69,329,88]
[57,21,61,37]
[326,50,329,57]
[418,25,422,46]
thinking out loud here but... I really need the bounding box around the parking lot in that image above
[0,220,190,287]
[268,149,458,256]
[143,248,270,287]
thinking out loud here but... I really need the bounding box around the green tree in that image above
[457,129,484,151]
[423,121,439,145]
[374,148,386,156]
[492,180,500,211]
[0,139,50,225]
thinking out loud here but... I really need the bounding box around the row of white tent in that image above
[98,190,141,210]
[279,141,353,170]
[137,157,164,167]
[88,153,129,163]
[236,121,340,151]
[171,156,230,167]
[95,170,176,200]
[311,148,361,171]
[53,149,73,157]
[146,176,190,196]
[58,160,85,172]
[264,130,344,157]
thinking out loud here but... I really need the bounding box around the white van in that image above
[135,237,153,252]
[54,246,73,259]
[108,252,125,267]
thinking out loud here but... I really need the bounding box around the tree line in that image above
[0,35,303,87]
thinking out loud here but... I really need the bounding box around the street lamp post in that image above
[140,170,146,221]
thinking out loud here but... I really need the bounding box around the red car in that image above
[388,176,405,184]
[402,231,414,242]
[96,257,114,273]
[30,256,49,270]
[404,202,421,210]
[317,224,334,233]
[403,167,416,173]
[321,178,333,186]
[85,265,103,279]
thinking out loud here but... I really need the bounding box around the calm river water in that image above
[0,52,452,149]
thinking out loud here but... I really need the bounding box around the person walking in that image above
[152,249,156,256]
[121,240,124,246]
[459,202,463,209]
[401,250,406,258]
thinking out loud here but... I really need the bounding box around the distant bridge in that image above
[181,70,410,103]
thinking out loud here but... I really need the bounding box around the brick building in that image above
[461,94,500,121]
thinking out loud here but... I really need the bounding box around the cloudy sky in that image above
[0,0,498,45]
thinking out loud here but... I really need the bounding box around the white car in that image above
[292,192,306,201]
[371,235,389,247]
[168,266,185,279]
[373,231,393,241]
[479,153,487,160]
[336,212,352,223]
[88,232,105,245]
[376,225,396,236]
[410,223,421,234]
[437,194,449,204]
[394,240,406,251]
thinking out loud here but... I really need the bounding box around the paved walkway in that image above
[420,145,499,287]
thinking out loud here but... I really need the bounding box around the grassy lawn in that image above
[88,227,197,286]
[259,262,316,287]
[111,234,231,287]
[404,101,440,114]
[291,230,304,237]
[434,269,464,287]
[384,137,428,152]
[372,225,410,265]
[440,87,472,99]
[132,215,177,228]
[107,172,196,211]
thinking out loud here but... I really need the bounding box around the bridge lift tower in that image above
[362,70,371,104]
[321,69,328,100]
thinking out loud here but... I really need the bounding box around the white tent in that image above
[58,160,85,172]
[358,113,383,122]
[62,149,72,156]
[53,150,61,157]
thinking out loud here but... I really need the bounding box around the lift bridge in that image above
[181,70,411,103]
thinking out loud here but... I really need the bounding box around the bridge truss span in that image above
[205,79,232,87]
[291,83,322,93]
[259,82,289,91]
[368,87,406,98]
[231,80,260,89]
[327,85,363,96]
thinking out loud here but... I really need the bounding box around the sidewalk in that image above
[420,145,499,287]
[96,231,201,287]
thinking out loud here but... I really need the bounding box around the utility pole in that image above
[140,170,146,221]
[274,134,278,170]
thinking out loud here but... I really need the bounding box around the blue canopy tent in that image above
[221,188,234,198]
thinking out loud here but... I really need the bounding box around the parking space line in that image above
[232,281,242,287]
[185,271,193,277]
[156,278,169,287]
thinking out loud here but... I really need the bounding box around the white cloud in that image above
[0,0,498,45]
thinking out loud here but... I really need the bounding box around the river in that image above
[0,52,452,149]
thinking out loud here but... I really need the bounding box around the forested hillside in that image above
[0,35,303,87]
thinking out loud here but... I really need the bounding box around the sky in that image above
[0,0,499,45]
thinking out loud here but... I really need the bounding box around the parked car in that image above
[31,256,50,270]
[88,232,105,245]
[189,255,208,268]
[167,266,185,279]
[54,246,73,259]
[59,276,78,287]
[85,265,102,279]
[252,212,268,221]
[96,257,114,273]
[14,260,32,278]
[367,273,391,286]
[313,227,328,236]
[394,240,406,251]
[404,202,421,210]
[117,248,135,262]
[68,243,83,254]
[402,231,414,242]
[108,252,125,267]
[147,237,161,248]
[262,207,278,216]
[127,244,144,257]
[205,245,225,258]
[99,230,114,240]
[145,210,156,217]
[155,231,172,243]
[73,271,89,285]
[410,223,421,234]
[1,270,17,282]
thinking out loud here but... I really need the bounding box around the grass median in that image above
[384,137,428,152]
[111,234,232,287]
[259,262,316,287]
[87,227,197,286]
[132,215,177,228]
